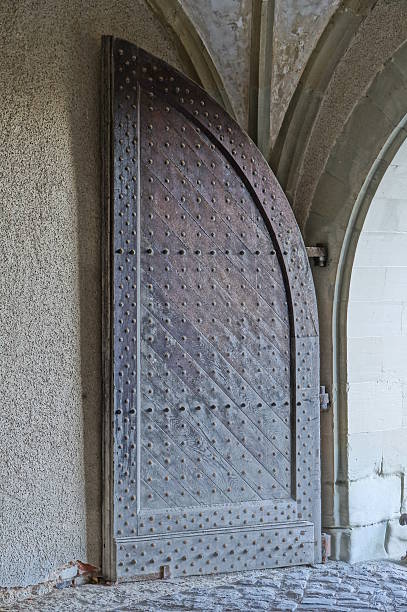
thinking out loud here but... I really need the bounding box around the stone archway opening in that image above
[345,138,407,561]
[284,18,407,560]
[313,115,407,562]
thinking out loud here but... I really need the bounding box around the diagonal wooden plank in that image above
[142,263,291,440]
[140,478,171,509]
[141,196,290,369]
[144,341,290,500]
[141,446,200,508]
[140,118,289,328]
[141,250,290,413]
[143,393,239,504]
[140,201,291,401]
[142,143,289,326]
[143,410,232,505]
[142,371,261,502]
[144,355,267,500]
[141,176,290,356]
[142,303,291,494]
[144,92,279,270]
[142,272,291,452]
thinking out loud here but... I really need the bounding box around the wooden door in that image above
[102,36,321,581]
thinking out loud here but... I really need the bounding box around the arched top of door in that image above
[110,38,318,341]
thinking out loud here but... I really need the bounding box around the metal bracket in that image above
[399,515,407,562]
[320,386,330,411]
[321,532,331,563]
[160,565,171,579]
[306,245,328,267]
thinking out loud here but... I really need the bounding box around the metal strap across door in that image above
[102,35,321,581]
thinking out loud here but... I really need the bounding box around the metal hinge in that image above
[321,532,331,563]
[160,565,171,579]
[306,245,328,267]
[399,515,407,562]
[320,386,330,411]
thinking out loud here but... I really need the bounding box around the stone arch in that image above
[269,0,407,560]
[327,114,407,559]
[344,128,407,560]
[146,0,236,119]
[301,35,407,558]
[271,0,377,213]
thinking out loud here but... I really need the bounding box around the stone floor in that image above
[4,560,407,611]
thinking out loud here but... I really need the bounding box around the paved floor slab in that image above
[4,561,407,611]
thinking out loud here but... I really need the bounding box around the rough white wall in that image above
[0,0,186,588]
[347,139,407,561]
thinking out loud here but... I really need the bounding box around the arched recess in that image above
[146,0,236,120]
[271,0,377,212]
[303,38,407,560]
[269,0,407,560]
[345,129,407,561]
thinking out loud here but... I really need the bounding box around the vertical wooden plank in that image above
[101,35,115,581]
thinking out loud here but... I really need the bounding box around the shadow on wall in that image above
[68,32,103,568]
[65,10,193,571]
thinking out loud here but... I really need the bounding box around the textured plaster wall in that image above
[0,0,186,588]
[346,140,407,561]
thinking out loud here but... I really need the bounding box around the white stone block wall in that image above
[347,139,407,561]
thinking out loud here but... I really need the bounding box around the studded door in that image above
[102,36,321,581]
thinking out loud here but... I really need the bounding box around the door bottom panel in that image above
[116,521,314,580]
[136,498,297,537]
